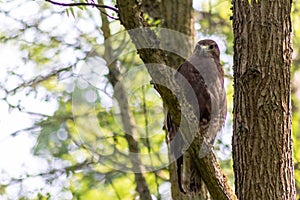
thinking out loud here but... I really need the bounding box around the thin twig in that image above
[7,65,73,95]
[2,159,106,186]
[107,177,122,200]
[9,126,40,137]
[45,0,119,20]
[0,126,40,146]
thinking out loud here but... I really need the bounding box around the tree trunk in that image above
[160,0,194,69]
[99,1,152,199]
[232,0,296,199]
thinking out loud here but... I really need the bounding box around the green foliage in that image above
[34,99,73,157]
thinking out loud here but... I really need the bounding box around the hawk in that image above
[166,39,226,195]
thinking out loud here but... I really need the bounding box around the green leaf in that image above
[70,7,75,18]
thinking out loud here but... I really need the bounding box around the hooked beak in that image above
[199,45,209,55]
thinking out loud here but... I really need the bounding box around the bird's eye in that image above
[209,44,215,50]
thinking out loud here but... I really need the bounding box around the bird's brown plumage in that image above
[166,39,226,195]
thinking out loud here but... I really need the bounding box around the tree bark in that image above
[232,0,296,199]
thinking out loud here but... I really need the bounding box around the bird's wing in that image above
[166,60,212,195]
[176,60,211,123]
[166,57,226,195]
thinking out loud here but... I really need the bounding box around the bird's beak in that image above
[199,45,209,55]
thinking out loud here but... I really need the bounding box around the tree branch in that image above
[44,0,119,20]
[6,65,72,95]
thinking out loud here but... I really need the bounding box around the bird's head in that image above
[193,39,220,59]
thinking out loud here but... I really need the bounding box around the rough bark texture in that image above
[117,1,236,199]
[99,1,152,199]
[232,0,296,199]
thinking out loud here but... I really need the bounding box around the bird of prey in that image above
[166,39,227,195]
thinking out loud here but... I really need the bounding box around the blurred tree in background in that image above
[0,0,299,199]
